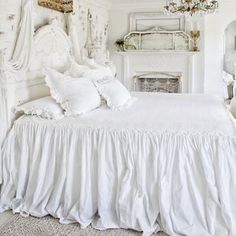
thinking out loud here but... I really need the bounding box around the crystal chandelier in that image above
[164,0,219,16]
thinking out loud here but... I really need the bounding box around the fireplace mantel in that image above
[116,51,199,56]
[116,51,199,93]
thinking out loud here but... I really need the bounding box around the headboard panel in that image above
[8,20,73,106]
[30,21,72,73]
[0,20,74,146]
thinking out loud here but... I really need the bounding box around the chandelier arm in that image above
[164,0,219,15]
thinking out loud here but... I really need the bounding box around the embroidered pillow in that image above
[44,68,101,116]
[15,96,64,120]
[94,77,134,110]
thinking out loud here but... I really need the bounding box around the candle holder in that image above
[190,30,200,52]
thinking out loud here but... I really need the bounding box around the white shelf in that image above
[115,50,199,56]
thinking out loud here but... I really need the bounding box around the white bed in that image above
[1,92,236,236]
[1,19,236,236]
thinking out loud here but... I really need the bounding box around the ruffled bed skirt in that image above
[1,122,236,236]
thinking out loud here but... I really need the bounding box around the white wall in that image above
[108,0,205,93]
[203,0,236,95]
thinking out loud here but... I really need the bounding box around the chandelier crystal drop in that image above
[164,0,219,16]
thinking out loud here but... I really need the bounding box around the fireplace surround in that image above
[117,51,198,93]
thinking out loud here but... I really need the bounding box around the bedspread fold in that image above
[1,121,236,236]
[1,93,236,236]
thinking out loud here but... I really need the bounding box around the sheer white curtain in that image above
[10,0,34,71]
[0,0,34,184]
[0,83,8,184]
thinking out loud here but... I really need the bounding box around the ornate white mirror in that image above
[123,30,190,51]
[223,20,236,98]
[224,21,236,74]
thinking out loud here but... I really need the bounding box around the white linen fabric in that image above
[1,93,236,236]
[14,96,64,120]
[44,68,101,116]
[0,86,9,185]
[94,77,133,110]
[83,58,102,69]
[10,0,34,71]
[64,59,90,78]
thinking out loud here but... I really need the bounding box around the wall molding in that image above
[85,0,112,10]
[110,1,165,11]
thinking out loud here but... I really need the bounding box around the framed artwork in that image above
[129,12,185,32]
[38,0,73,13]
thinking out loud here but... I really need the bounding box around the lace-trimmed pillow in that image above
[94,77,135,110]
[15,96,64,120]
[44,68,101,116]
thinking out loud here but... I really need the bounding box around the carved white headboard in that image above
[0,21,73,146]
[31,21,72,73]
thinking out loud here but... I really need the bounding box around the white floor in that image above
[0,211,14,227]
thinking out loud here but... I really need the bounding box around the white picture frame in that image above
[129,12,185,32]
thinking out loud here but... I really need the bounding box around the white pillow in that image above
[44,68,101,116]
[14,96,64,120]
[64,60,90,78]
[94,77,133,110]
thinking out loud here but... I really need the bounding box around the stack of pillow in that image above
[15,59,134,120]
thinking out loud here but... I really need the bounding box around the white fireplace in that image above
[116,51,198,93]
[134,71,182,93]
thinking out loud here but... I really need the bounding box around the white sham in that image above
[44,68,101,116]
[94,77,134,110]
[15,96,64,120]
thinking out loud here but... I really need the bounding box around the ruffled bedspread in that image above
[1,93,236,236]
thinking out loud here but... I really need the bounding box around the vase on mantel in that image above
[190,30,200,52]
